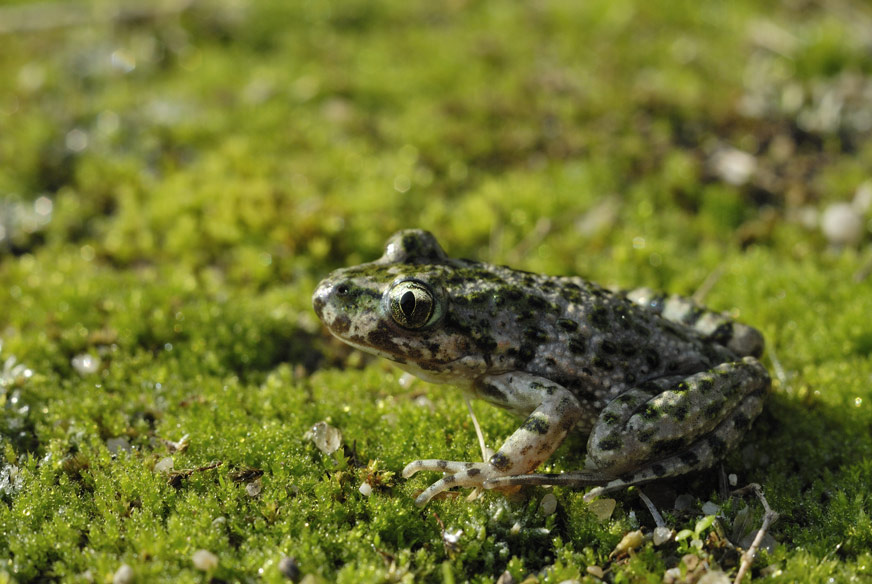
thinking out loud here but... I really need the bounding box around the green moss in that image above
[1,0,872,581]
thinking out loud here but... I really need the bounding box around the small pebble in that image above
[821,202,864,246]
[304,421,342,454]
[683,554,700,571]
[711,147,756,186]
[653,526,673,545]
[358,481,372,496]
[278,556,300,582]
[112,563,134,584]
[539,493,557,515]
[71,353,100,375]
[413,395,435,410]
[854,181,872,213]
[701,501,720,515]
[586,566,604,578]
[495,570,515,584]
[246,481,262,498]
[153,457,174,473]
[192,549,219,571]
[728,473,738,487]
[698,571,731,584]
[106,437,131,454]
[588,498,616,522]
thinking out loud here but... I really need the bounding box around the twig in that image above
[732,483,779,584]
[464,397,492,502]
[465,397,491,463]
[692,265,724,304]
[504,217,552,266]
[767,342,787,387]
[637,488,666,528]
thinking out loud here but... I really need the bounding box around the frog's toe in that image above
[404,461,492,506]
[402,459,479,478]
[412,475,456,507]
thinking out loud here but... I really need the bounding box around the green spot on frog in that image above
[641,405,660,420]
[524,327,549,343]
[568,337,587,355]
[589,306,611,330]
[557,319,578,332]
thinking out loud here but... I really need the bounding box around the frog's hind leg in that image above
[584,384,764,500]
[485,391,763,500]
[625,287,764,358]
[485,357,769,499]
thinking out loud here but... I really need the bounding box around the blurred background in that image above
[2,0,871,281]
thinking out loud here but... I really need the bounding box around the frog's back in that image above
[443,262,741,408]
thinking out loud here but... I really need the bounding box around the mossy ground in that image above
[2,0,872,582]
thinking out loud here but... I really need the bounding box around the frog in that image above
[312,229,770,507]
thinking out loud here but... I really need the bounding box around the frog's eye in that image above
[387,280,442,330]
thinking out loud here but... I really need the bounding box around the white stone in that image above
[540,493,557,515]
[821,202,864,245]
[304,421,342,454]
[702,501,721,515]
[71,354,100,375]
[112,564,134,584]
[153,457,174,473]
[192,549,219,571]
[653,526,673,545]
[711,148,756,186]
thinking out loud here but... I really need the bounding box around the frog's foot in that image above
[402,460,494,506]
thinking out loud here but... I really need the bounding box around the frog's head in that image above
[312,230,489,385]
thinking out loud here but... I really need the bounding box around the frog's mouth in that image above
[324,329,485,386]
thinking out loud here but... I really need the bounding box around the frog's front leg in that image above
[486,356,769,499]
[402,372,584,507]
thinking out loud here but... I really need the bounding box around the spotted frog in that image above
[312,230,769,506]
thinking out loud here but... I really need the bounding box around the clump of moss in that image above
[1,0,872,581]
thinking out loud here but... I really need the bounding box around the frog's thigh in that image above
[585,386,765,497]
[587,356,769,475]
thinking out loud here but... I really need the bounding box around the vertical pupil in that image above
[400,290,417,317]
